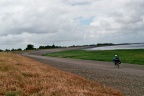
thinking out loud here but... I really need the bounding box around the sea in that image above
[86,43,144,50]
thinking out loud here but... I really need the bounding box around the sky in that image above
[0,0,144,50]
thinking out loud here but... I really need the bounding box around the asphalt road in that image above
[19,48,144,96]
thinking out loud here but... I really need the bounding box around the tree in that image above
[11,49,15,51]
[5,49,10,52]
[26,44,34,50]
[52,44,55,48]
[17,48,22,51]
[39,46,45,49]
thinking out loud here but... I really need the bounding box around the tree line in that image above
[0,43,115,52]
[0,44,62,52]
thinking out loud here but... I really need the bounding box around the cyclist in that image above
[113,55,121,65]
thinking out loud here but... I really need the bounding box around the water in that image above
[87,43,144,50]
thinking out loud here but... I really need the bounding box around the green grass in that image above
[43,49,144,65]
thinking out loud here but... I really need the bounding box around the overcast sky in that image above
[0,0,144,50]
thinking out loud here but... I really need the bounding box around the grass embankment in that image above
[0,52,123,96]
[43,49,144,65]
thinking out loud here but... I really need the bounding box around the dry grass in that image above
[0,52,123,96]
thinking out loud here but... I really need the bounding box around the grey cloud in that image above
[0,0,144,50]
[0,0,64,35]
[64,0,92,5]
[91,0,144,33]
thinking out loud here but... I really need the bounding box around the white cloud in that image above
[0,0,144,50]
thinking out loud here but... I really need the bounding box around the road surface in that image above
[19,48,144,96]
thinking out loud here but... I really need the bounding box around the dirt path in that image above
[20,48,144,96]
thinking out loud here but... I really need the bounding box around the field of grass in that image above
[0,52,123,96]
[43,49,144,65]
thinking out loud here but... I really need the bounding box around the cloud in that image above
[90,0,144,39]
[0,0,144,49]
[64,0,92,6]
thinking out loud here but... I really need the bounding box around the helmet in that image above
[115,55,117,57]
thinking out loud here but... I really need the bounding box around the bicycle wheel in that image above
[115,63,119,68]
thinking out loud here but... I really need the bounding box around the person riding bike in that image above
[113,55,121,65]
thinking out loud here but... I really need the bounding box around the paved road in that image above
[20,48,144,96]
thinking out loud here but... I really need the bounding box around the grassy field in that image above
[43,49,144,65]
[0,52,123,96]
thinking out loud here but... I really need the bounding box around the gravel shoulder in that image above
[19,48,144,96]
